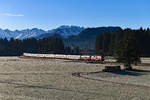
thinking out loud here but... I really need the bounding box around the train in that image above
[23,53,105,61]
[80,55,104,61]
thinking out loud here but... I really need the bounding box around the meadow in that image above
[0,57,149,100]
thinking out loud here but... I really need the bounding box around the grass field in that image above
[0,57,150,100]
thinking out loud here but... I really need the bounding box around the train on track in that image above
[23,53,105,61]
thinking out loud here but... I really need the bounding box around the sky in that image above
[0,0,149,30]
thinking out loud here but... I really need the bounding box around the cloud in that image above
[4,13,24,17]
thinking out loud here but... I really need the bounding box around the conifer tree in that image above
[117,29,141,70]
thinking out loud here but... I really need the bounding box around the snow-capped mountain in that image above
[36,25,84,39]
[48,25,84,37]
[0,25,84,40]
[16,28,46,39]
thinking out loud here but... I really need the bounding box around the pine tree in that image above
[117,29,141,70]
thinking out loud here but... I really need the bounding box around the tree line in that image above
[96,27,150,57]
[0,36,64,56]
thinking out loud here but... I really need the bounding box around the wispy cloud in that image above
[3,13,24,17]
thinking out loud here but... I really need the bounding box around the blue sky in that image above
[0,0,149,30]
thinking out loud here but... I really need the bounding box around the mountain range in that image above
[0,25,84,40]
[0,25,122,50]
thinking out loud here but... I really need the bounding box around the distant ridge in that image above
[0,25,84,39]
[37,25,84,39]
[64,26,122,49]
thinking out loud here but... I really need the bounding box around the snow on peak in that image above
[47,25,84,37]
[0,25,84,39]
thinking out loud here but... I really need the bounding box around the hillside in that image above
[64,27,122,50]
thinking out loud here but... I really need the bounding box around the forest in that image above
[96,28,150,57]
[0,27,150,57]
[0,36,64,56]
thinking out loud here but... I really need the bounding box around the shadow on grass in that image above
[111,69,150,76]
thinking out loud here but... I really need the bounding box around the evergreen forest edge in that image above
[0,27,150,57]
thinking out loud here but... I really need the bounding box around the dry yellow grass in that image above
[0,57,149,100]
